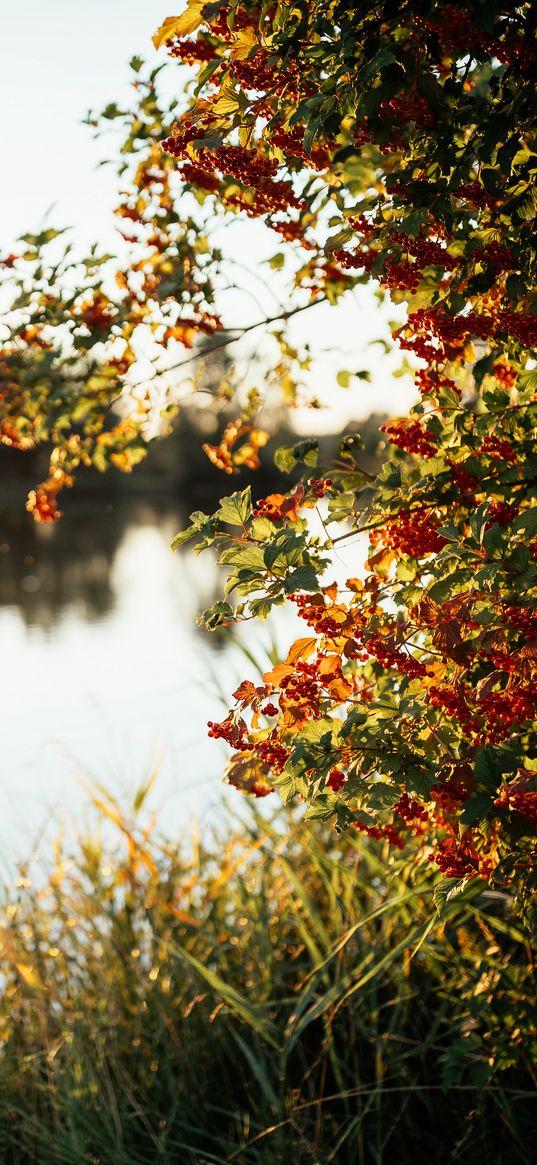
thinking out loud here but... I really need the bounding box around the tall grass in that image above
[0,795,534,1164]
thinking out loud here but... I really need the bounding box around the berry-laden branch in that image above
[162,0,537,913]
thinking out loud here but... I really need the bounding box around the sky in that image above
[0,1,415,425]
[2,1,172,250]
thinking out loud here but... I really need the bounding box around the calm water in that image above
[0,492,364,861]
[0,497,265,860]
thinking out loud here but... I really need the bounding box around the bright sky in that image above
[1,1,173,250]
[1,1,415,425]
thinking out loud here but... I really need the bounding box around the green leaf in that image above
[433,877,474,915]
[249,595,280,619]
[171,527,198,551]
[274,439,318,473]
[219,543,266,570]
[216,488,252,528]
[283,564,320,593]
[473,747,503,792]
[263,530,304,571]
[199,601,234,630]
[364,783,400,810]
[512,507,537,536]
[517,368,537,393]
[459,795,494,826]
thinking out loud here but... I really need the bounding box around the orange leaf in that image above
[263,662,294,688]
[282,702,312,729]
[224,754,273,798]
[323,582,338,601]
[285,637,318,665]
[317,654,353,700]
[233,680,260,705]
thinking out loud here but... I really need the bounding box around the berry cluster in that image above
[478,435,517,463]
[480,686,534,742]
[416,5,535,73]
[501,605,537,638]
[485,501,519,528]
[207,714,249,751]
[449,461,479,496]
[270,125,330,170]
[454,182,500,210]
[164,136,303,218]
[393,232,457,271]
[291,593,348,637]
[254,736,290,774]
[483,649,517,674]
[409,307,495,349]
[280,661,322,707]
[430,834,481,879]
[204,6,255,40]
[261,702,279,717]
[168,37,218,64]
[427,684,475,728]
[327,767,346,792]
[354,820,405,850]
[493,362,517,389]
[430,770,472,813]
[162,123,207,158]
[383,261,421,293]
[495,310,537,348]
[306,476,333,498]
[352,123,375,149]
[377,510,448,557]
[347,214,375,238]
[230,53,275,93]
[366,634,428,678]
[415,368,460,397]
[214,146,302,215]
[494,772,537,825]
[394,793,428,823]
[382,419,438,458]
[270,218,315,247]
[481,242,514,271]
[380,94,434,128]
[332,247,375,273]
[179,163,220,193]
[26,486,61,524]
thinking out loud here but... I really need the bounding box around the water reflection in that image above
[1,498,122,628]
[0,481,223,631]
[0,494,247,861]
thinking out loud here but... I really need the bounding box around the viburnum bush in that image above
[2,1,536,906]
[161,0,537,906]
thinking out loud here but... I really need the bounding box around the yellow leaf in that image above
[153,4,205,49]
[231,28,259,60]
[212,79,242,117]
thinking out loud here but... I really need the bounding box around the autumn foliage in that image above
[2,1,537,908]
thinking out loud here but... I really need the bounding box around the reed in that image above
[0,792,534,1164]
